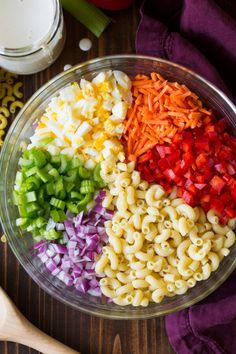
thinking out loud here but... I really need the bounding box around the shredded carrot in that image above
[123,72,213,162]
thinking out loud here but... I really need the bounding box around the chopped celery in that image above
[63,169,77,182]
[14,148,106,241]
[25,191,37,203]
[78,166,91,179]
[61,0,111,38]
[80,180,95,194]
[50,197,66,210]
[25,166,39,177]
[28,149,47,168]
[36,168,51,183]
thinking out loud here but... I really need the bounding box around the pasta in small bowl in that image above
[1,55,236,319]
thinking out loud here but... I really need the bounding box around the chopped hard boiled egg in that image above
[29,70,132,165]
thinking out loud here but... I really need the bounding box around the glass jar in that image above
[0,0,66,75]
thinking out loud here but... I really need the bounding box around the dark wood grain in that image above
[0,2,174,354]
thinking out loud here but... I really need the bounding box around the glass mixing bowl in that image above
[1,55,236,319]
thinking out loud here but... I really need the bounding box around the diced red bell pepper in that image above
[222,174,231,183]
[210,198,225,214]
[201,194,210,203]
[207,131,218,140]
[193,127,203,139]
[176,178,185,187]
[204,124,215,134]
[230,185,236,200]
[182,138,194,152]
[183,152,195,167]
[161,181,172,193]
[164,169,176,181]
[215,119,228,133]
[141,166,155,183]
[136,116,236,222]
[187,184,198,196]
[220,191,231,203]
[195,175,206,183]
[203,170,213,182]
[182,131,193,140]
[227,135,236,150]
[149,160,159,170]
[195,183,207,190]
[210,175,226,194]
[156,145,169,158]
[219,214,229,225]
[182,189,194,205]
[172,133,182,144]
[195,138,210,151]
[166,150,181,166]
[138,150,153,163]
[215,163,227,174]
[201,202,210,212]
[225,207,236,218]
[227,163,236,176]
[218,146,234,161]
[158,158,169,170]
[184,169,195,181]
[195,153,207,169]
[173,161,183,176]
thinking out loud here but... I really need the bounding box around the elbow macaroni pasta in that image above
[96,157,236,306]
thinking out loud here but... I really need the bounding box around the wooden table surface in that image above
[0,2,175,354]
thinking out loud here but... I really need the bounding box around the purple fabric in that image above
[166,272,236,354]
[136,1,236,353]
[136,0,236,100]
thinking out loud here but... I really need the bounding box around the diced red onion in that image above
[51,267,60,276]
[103,209,114,220]
[63,274,74,287]
[46,218,56,231]
[95,190,106,203]
[87,287,102,297]
[53,254,62,266]
[74,211,84,226]
[45,259,57,272]
[56,223,65,231]
[89,278,99,288]
[82,218,90,225]
[96,226,105,233]
[67,240,77,249]
[46,249,56,258]
[35,198,112,298]
[66,210,74,220]
[63,232,69,243]
[33,240,48,250]
[57,270,65,281]
[92,205,106,215]
[64,220,76,237]
[37,244,47,254]
[50,243,67,254]
[37,253,49,263]
[85,261,95,270]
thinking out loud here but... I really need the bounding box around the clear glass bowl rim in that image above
[1,54,236,320]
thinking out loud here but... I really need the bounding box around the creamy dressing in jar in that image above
[0,0,66,74]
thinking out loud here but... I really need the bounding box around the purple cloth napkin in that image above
[136,0,236,100]
[136,1,236,353]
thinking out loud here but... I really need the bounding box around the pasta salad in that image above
[13,70,236,306]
